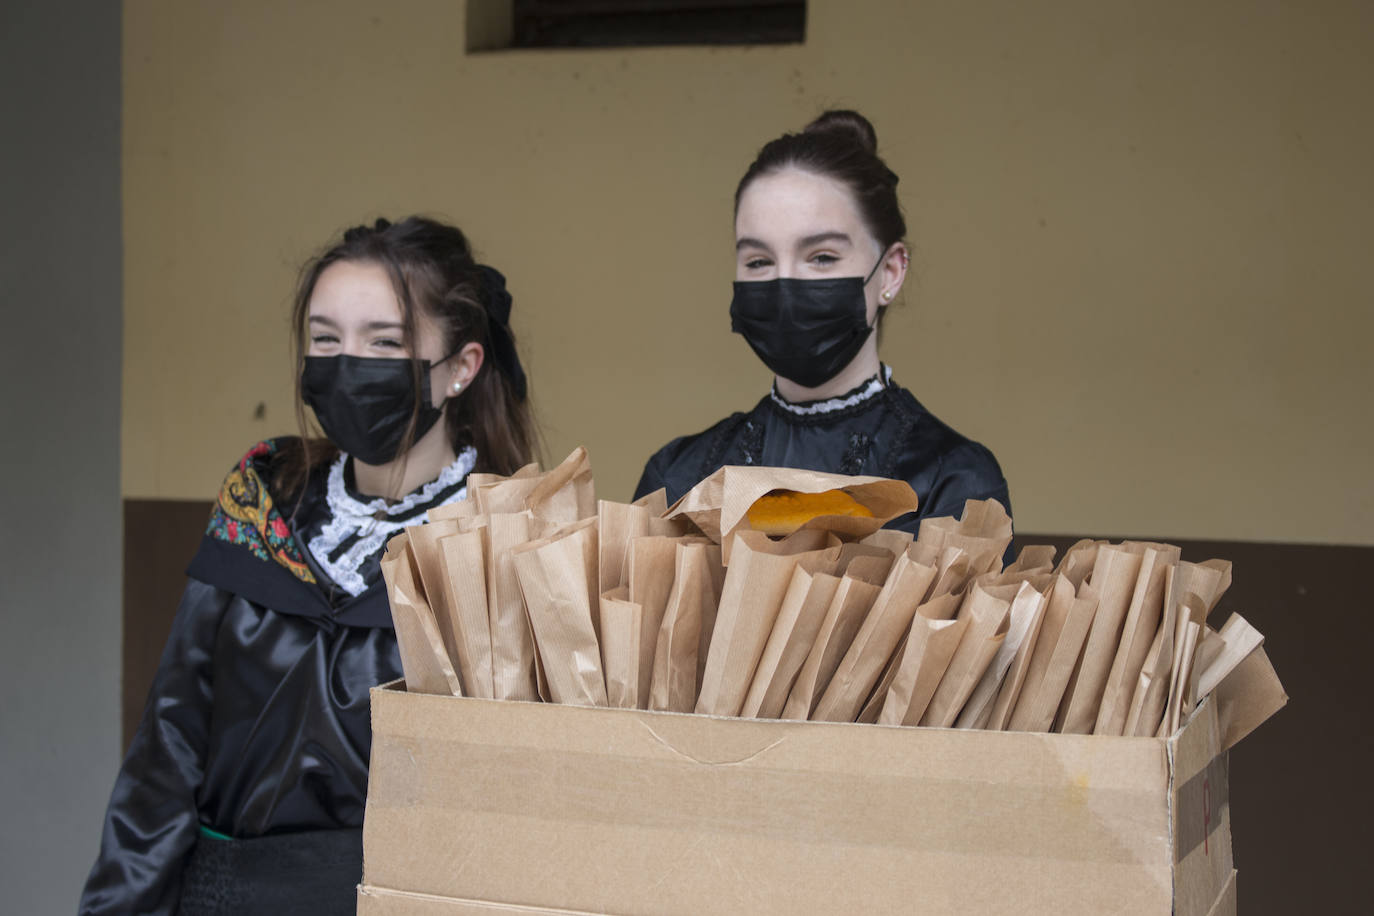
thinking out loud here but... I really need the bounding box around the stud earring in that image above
[452,381,463,394]
[882,291,893,302]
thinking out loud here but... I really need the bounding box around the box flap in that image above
[358,884,600,915]
[1203,870,1237,916]
[1168,699,1233,916]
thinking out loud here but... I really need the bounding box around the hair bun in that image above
[803,109,879,154]
[342,217,393,244]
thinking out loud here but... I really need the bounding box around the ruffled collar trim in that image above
[769,365,893,417]
[331,446,478,521]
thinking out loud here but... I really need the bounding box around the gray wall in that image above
[0,2,122,912]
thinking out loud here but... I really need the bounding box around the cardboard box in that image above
[359,682,1236,915]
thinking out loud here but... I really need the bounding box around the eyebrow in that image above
[798,231,852,249]
[307,316,405,332]
[735,231,853,253]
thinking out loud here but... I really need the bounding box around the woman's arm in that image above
[79,579,228,916]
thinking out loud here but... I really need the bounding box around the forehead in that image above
[308,260,402,322]
[735,167,869,245]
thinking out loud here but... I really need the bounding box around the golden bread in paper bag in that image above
[746,488,876,536]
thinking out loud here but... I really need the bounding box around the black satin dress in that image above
[635,368,1011,534]
[80,438,472,915]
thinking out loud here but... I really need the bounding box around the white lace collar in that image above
[307,446,477,596]
[324,446,477,523]
[770,365,893,416]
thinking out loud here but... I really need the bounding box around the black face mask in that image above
[729,255,886,389]
[301,354,449,466]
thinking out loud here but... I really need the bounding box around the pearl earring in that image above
[452,381,463,394]
[882,291,893,302]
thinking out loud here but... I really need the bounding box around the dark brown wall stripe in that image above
[122,500,1369,915]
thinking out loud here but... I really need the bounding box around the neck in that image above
[773,338,883,403]
[352,424,458,501]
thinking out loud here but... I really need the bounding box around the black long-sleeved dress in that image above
[80,438,475,915]
[635,367,1011,533]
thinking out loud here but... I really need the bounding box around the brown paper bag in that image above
[982,580,1053,731]
[434,530,497,698]
[696,532,839,717]
[648,542,718,712]
[598,586,642,709]
[1057,545,1145,734]
[1161,618,1202,736]
[510,521,607,707]
[956,581,1047,729]
[736,567,833,719]
[626,536,681,704]
[405,520,478,693]
[1212,645,1287,751]
[379,532,463,697]
[812,553,938,722]
[1053,538,1105,590]
[1170,559,1233,621]
[915,499,1014,577]
[835,542,896,584]
[482,512,540,701]
[665,466,919,557]
[860,527,915,556]
[1003,544,1057,577]
[1094,542,1181,735]
[525,447,596,526]
[779,573,883,720]
[426,498,479,523]
[1007,577,1099,733]
[633,487,669,515]
[1121,565,1182,737]
[876,591,965,726]
[920,580,1015,727]
[597,499,653,596]
[1196,612,1265,699]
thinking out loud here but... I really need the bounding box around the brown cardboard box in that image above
[359,682,1236,915]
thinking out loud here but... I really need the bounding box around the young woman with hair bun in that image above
[81,216,538,914]
[635,110,1011,529]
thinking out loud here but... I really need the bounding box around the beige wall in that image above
[123,0,1373,545]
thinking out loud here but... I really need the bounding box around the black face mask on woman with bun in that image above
[729,255,885,389]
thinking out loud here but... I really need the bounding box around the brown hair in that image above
[735,109,907,251]
[280,216,539,498]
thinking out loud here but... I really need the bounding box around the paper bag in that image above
[627,536,681,704]
[483,512,541,701]
[696,531,840,717]
[876,591,965,726]
[812,552,938,722]
[435,530,496,698]
[648,542,719,712]
[1212,644,1288,751]
[1121,565,1181,737]
[915,499,1014,577]
[1006,577,1098,733]
[510,520,607,707]
[1095,543,1180,735]
[740,569,844,719]
[598,586,641,709]
[379,532,462,697]
[780,574,883,720]
[1057,545,1144,733]
[665,466,919,558]
[920,580,1015,728]
[956,580,1047,729]
[525,446,596,526]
